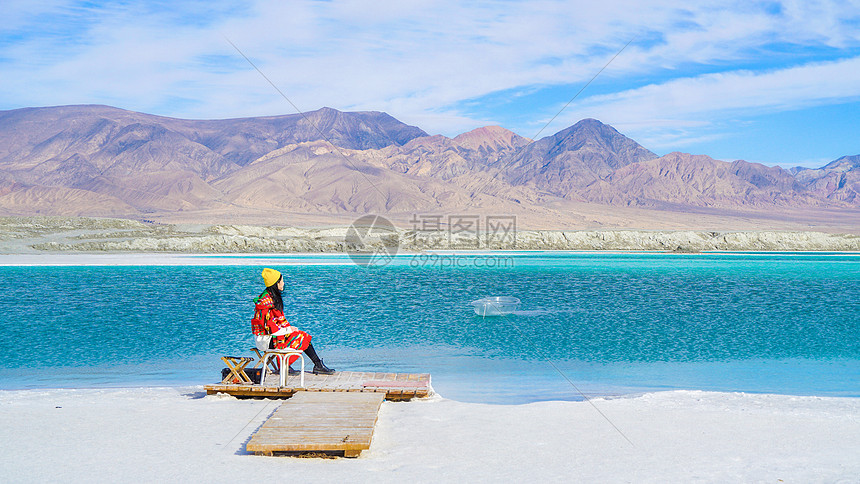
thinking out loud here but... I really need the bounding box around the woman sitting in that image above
[252,268,334,375]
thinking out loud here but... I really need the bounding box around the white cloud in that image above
[558,56,860,149]
[1,0,859,144]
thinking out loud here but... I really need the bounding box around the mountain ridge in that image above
[0,104,857,229]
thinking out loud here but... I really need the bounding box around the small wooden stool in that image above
[250,347,279,373]
[221,356,254,384]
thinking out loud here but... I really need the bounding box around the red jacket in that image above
[251,292,311,352]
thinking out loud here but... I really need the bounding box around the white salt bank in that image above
[1,387,858,482]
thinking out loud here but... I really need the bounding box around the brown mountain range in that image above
[792,155,860,204]
[0,104,857,231]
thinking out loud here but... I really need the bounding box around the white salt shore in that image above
[1,388,857,482]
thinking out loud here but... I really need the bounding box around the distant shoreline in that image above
[1,251,858,267]
[1,216,858,254]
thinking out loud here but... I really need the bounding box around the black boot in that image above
[305,343,335,375]
[312,359,335,375]
[287,365,301,375]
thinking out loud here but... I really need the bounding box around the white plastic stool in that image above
[260,349,306,388]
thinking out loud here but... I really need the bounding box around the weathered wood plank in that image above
[246,391,385,457]
[204,370,431,400]
[262,418,378,427]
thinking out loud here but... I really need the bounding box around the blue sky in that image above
[1,1,859,168]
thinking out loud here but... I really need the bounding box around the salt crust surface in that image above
[1,387,857,482]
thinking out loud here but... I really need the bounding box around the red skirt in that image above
[274,330,311,366]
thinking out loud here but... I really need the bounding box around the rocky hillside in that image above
[0,105,429,216]
[582,152,823,209]
[3,217,857,253]
[502,118,658,198]
[792,155,860,203]
[0,105,857,229]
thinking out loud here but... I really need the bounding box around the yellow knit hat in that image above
[261,268,282,287]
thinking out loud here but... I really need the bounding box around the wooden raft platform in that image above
[204,370,432,401]
[246,391,385,457]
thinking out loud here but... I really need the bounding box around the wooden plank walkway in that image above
[246,391,385,457]
[204,370,431,401]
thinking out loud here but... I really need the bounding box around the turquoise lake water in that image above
[0,252,858,403]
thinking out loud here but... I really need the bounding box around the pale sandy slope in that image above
[0,388,857,482]
[2,217,859,254]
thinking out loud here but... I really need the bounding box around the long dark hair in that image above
[265,275,284,312]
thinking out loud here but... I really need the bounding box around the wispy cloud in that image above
[0,1,859,160]
[562,55,860,148]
